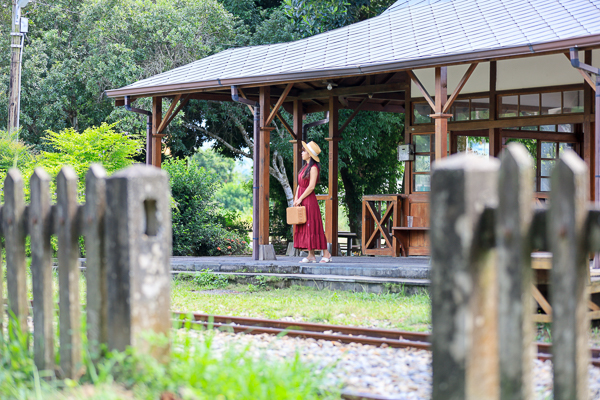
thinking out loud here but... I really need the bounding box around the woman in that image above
[293,141,333,263]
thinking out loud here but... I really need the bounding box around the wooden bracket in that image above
[265,83,293,126]
[408,70,435,110]
[157,94,190,134]
[442,63,478,113]
[429,113,453,119]
[339,98,368,135]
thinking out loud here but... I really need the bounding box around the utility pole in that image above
[8,0,29,138]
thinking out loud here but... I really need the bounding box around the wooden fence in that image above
[430,142,594,400]
[1,164,171,379]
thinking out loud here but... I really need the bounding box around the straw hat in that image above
[302,141,321,163]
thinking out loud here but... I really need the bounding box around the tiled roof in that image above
[106,0,600,97]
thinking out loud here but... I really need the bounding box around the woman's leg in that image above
[307,250,317,261]
[322,249,332,259]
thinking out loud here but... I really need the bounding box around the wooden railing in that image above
[430,143,595,400]
[1,164,171,379]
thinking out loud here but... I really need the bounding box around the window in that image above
[457,136,489,157]
[539,142,576,192]
[412,133,433,192]
[503,132,578,192]
[413,97,490,124]
[499,90,584,118]
[414,103,432,124]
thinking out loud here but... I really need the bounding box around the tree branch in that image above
[184,123,251,159]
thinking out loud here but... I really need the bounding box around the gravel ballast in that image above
[180,329,600,400]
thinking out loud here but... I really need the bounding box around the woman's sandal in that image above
[300,257,317,263]
[319,257,332,263]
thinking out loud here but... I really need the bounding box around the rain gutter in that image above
[124,96,153,165]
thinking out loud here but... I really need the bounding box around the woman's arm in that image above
[294,166,318,206]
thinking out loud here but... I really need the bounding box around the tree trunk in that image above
[270,150,294,207]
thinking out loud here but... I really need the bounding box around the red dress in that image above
[294,165,328,250]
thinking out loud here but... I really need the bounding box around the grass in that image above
[171,274,432,332]
[0,321,339,400]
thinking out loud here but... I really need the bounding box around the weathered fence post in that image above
[29,168,55,372]
[430,154,500,400]
[496,143,535,400]
[549,150,590,400]
[3,169,28,335]
[56,166,82,379]
[84,164,108,357]
[105,165,172,357]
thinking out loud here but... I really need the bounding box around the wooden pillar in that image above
[152,97,162,168]
[583,51,594,200]
[326,96,340,255]
[433,67,449,160]
[292,100,303,193]
[258,86,276,259]
[404,77,412,194]
[489,62,502,158]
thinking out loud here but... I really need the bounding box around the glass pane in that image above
[540,178,551,192]
[499,95,518,118]
[504,127,519,130]
[540,125,556,132]
[522,126,537,131]
[520,94,539,116]
[563,90,584,113]
[414,103,432,123]
[541,92,561,115]
[457,136,489,156]
[559,143,575,153]
[558,124,573,133]
[414,134,431,153]
[541,160,555,176]
[453,99,470,121]
[541,142,557,158]
[414,174,431,192]
[471,98,489,120]
[414,155,430,172]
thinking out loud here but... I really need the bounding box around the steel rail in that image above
[174,312,600,367]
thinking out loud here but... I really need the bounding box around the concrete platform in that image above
[170,255,431,294]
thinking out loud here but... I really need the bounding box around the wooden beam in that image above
[407,71,435,110]
[442,63,478,114]
[297,82,406,100]
[305,99,404,114]
[258,86,271,246]
[152,97,162,168]
[164,94,190,129]
[292,100,303,193]
[434,67,448,160]
[564,53,596,91]
[338,98,368,135]
[409,113,593,133]
[266,83,293,126]
[326,96,339,255]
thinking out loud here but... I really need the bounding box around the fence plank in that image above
[430,154,500,400]
[549,150,589,400]
[106,165,172,358]
[84,164,107,358]
[2,169,28,335]
[56,167,82,379]
[496,143,535,400]
[29,168,55,372]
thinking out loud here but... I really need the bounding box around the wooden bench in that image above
[392,227,430,257]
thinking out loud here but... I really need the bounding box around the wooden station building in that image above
[107,0,600,260]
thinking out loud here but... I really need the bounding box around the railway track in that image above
[174,311,600,368]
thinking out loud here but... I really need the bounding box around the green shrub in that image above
[163,157,249,256]
[193,269,229,289]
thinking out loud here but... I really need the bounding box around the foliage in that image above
[0,130,36,185]
[0,316,338,400]
[283,0,396,36]
[191,269,230,289]
[163,157,249,256]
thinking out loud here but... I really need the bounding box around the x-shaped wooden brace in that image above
[365,201,394,249]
